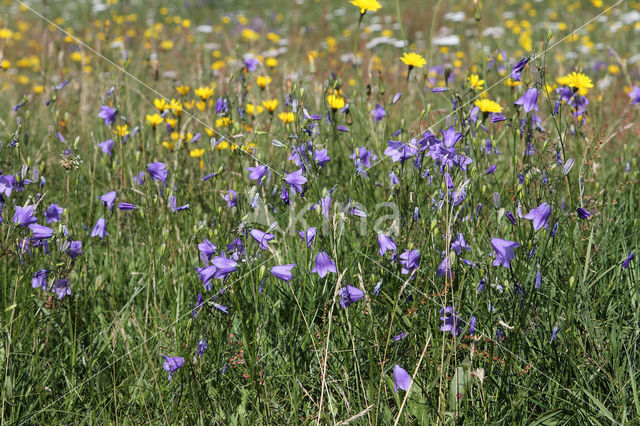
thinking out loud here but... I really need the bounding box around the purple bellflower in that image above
[271,264,295,283]
[99,191,117,211]
[147,162,168,186]
[14,205,37,226]
[32,269,48,291]
[440,306,461,337]
[284,169,307,194]
[54,279,71,300]
[524,202,551,231]
[250,229,275,250]
[98,105,117,126]
[340,285,364,308]
[298,227,317,247]
[378,234,397,256]
[514,87,539,113]
[247,165,269,186]
[491,238,520,268]
[45,204,64,224]
[311,251,337,278]
[91,217,108,239]
[393,365,412,392]
[161,355,184,380]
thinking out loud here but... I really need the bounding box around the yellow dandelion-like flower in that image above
[211,60,226,71]
[262,99,279,112]
[184,100,195,110]
[216,140,230,150]
[0,28,14,39]
[114,125,130,137]
[278,112,295,123]
[241,28,260,42]
[196,101,207,111]
[170,99,183,116]
[267,32,281,43]
[216,117,231,127]
[189,148,205,158]
[1,60,10,70]
[559,72,594,96]
[474,99,503,113]
[70,52,84,63]
[265,57,278,68]
[327,94,345,110]
[162,141,175,151]
[399,52,426,69]
[160,40,174,51]
[166,118,178,130]
[33,85,45,94]
[350,0,382,14]
[176,85,190,96]
[194,86,214,100]
[256,75,271,89]
[243,143,257,153]
[468,74,485,90]
[154,98,168,112]
[146,113,164,127]
[246,103,263,115]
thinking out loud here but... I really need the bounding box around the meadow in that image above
[1,0,640,423]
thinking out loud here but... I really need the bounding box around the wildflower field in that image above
[2,0,640,423]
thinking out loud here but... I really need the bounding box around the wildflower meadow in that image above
[2,0,640,423]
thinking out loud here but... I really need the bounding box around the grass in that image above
[1,0,640,423]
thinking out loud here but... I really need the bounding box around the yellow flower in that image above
[184,100,195,110]
[278,112,295,123]
[162,141,175,151]
[166,118,178,130]
[399,52,426,69]
[246,103,263,115]
[146,113,164,127]
[194,86,214,100]
[256,75,271,89]
[468,74,485,90]
[114,125,130,137]
[242,143,257,153]
[559,72,593,96]
[16,75,30,85]
[190,148,205,158]
[70,52,84,63]
[1,60,10,70]
[474,99,503,113]
[241,28,259,42]
[160,40,174,51]
[33,85,45,94]
[211,60,226,71]
[154,98,168,111]
[267,32,280,43]
[216,140,230,150]
[176,85,190,95]
[506,78,521,87]
[0,28,13,39]
[170,99,183,116]
[262,99,279,112]
[265,57,278,68]
[350,0,382,14]
[326,94,345,110]
[216,117,231,127]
